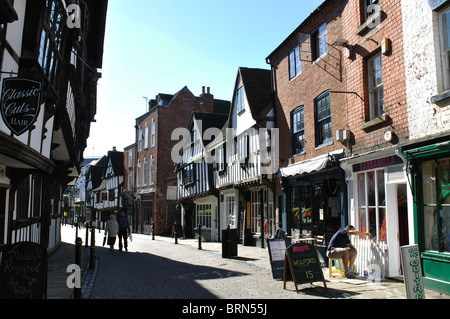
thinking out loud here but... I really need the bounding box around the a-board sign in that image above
[0,242,47,299]
[266,238,290,280]
[283,242,326,292]
[400,244,425,299]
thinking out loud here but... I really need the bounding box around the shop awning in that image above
[279,149,344,178]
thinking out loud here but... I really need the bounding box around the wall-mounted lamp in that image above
[333,39,350,47]
[332,39,355,60]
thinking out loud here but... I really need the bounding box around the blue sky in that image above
[84,0,325,158]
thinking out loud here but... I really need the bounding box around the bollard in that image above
[75,222,78,239]
[85,224,89,248]
[198,224,202,250]
[90,227,96,270]
[174,230,178,244]
[152,223,155,240]
[74,237,82,299]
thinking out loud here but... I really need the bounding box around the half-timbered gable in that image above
[177,112,228,201]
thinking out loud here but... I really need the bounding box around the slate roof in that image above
[238,67,273,120]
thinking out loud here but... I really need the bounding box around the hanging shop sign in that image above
[400,244,425,299]
[1,78,42,136]
[352,155,403,173]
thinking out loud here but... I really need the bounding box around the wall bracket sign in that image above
[1,77,42,136]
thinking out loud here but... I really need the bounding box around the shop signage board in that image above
[266,238,290,280]
[0,242,47,299]
[352,155,403,173]
[400,244,425,299]
[283,242,327,292]
[1,77,42,136]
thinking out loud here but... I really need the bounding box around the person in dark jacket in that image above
[327,225,371,278]
[117,212,131,252]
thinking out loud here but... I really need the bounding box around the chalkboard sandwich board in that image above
[0,242,47,299]
[283,242,327,292]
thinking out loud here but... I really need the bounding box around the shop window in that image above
[196,204,211,228]
[142,200,153,225]
[357,170,386,243]
[421,158,450,252]
[225,196,235,228]
[289,45,302,79]
[263,189,275,238]
[291,106,305,155]
[251,190,261,234]
[291,185,312,237]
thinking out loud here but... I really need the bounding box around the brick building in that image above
[338,0,410,279]
[267,0,411,279]
[130,86,230,235]
[267,0,349,246]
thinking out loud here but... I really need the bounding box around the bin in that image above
[222,227,238,258]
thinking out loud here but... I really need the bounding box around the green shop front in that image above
[402,137,450,295]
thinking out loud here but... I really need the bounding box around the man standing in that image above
[117,212,131,252]
[327,225,371,278]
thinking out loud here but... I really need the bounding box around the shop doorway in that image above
[290,180,341,243]
[397,184,409,247]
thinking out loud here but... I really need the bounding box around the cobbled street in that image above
[78,227,313,300]
[57,225,448,302]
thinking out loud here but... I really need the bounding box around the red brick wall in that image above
[271,0,348,172]
[341,0,408,155]
[135,88,216,235]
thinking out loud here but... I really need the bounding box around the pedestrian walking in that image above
[327,225,371,278]
[105,214,119,252]
[117,212,131,252]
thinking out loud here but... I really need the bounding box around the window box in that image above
[360,114,389,131]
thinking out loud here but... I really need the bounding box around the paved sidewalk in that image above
[47,225,449,299]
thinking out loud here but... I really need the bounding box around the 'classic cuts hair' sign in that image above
[1,78,42,136]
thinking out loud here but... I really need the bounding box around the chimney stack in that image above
[199,86,214,112]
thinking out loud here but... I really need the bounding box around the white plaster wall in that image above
[401,0,450,139]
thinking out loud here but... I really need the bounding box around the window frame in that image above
[367,52,384,119]
[289,45,302,80]
[291,106,305,155]
[236,86,245,114]
[314,91,333,147]
[312,22,327,61]
[362,0,380,23]
[439,6,450,92]
[38,0,66,88]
